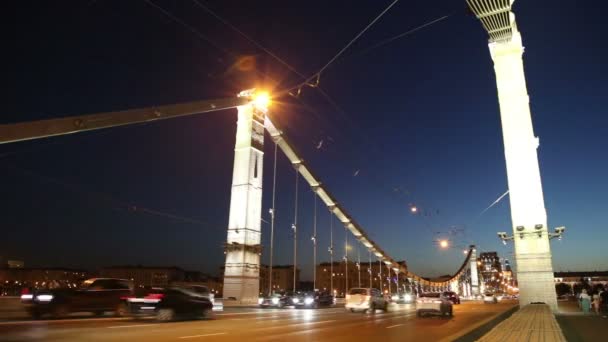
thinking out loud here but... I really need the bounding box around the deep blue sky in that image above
[2,0,607,280]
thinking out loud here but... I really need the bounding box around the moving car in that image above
[21,278,132,319]
[293,291,334,309]
[442,291,461,304]
[258,292,296,308]
[185,285,223,311]
[391,292,416,304]
[416,292,453,317]
[345,288,388,313]
[483,292,498,304]
[128,286,213,321]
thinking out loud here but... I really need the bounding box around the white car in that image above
[345,288,388,313]
[416,292,453,317]
[483,292,498,304]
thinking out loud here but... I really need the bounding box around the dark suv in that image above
[22,278,132,319]
[442,291,461,304]
[294,291,334,308]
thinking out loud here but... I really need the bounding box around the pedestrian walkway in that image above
[477,304,566,342]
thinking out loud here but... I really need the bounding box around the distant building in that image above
[0,268,88,295]
[99,266,185,287]
[259,265,300,294]
[479,252,502,291]
[316,260,408,297]
[554,271,608,287]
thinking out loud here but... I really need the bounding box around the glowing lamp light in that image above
[410,206,418,214]
[439,240,449,249]
[252,91,271,109]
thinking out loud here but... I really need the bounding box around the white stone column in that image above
[470,247,480,297]
[223,102,265,304]
[489,30,558,311]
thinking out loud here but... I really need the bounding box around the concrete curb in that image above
[437,305,519,342]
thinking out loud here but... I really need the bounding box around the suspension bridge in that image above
[0,0,562,311]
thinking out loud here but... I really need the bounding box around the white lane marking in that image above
[386,324,404,329]
[0,317,129,326]
[108,324,160,329]
[254,319,336,331]
[179,332,227,339]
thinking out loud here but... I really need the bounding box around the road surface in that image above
[0,301,516,341]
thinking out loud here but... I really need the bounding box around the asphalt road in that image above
[0,301,517,342]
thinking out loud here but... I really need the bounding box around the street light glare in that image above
[410,206,418,213]
[253,91,271,109]
[439,240,448,248]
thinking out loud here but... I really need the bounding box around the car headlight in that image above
[271,297,279,304]
[304,297,314,305]
[36,294,54,302]
[392,295,399,301]
[292,298,300,304]
[21,294,33,300]
[258,298,264,305]
[404,294,412,301]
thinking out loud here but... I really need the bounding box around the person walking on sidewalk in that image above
[580,289,591,314]
[600,287,608,318]
[592,290,601,315]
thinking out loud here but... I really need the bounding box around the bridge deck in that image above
[478,304,566,342]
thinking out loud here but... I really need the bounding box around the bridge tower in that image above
[467,1,558,310]
[223,90,268,303]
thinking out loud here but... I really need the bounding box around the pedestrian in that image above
[600,287,608,318]
[580,289,591,314]
[592,291,601,315]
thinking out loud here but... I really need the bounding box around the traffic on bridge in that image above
[1,0,600,341]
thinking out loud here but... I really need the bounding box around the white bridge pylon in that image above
[223,90,480,302]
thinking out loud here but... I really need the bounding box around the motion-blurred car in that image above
[416,292,453,317]
[442,291,461,304]
[392,292,415,304]
[258,292,296,308]
[345,288,388,313]
[293,291,334,308]
[483,292,498,304]
[128,286,213,321]
[21,278,132,319]
[185,285,222,311]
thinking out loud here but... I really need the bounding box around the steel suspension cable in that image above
[292,170,299,292]
[312,192,317,290]
[329,211,334,295]
[344,226,349,295]
[268,142,278,295]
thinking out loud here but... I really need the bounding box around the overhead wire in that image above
[2,162,217,229]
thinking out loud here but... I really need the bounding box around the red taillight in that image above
[21,288,30,295]
[145,293,165,300]
[120,295,135,300]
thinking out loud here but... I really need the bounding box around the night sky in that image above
[2,0,607,280]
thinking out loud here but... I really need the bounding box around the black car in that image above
[21,278,132,319]
[442,291,461,305]
[258,292,297,308]
[128,286,213,321]
[293,291,334,309]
